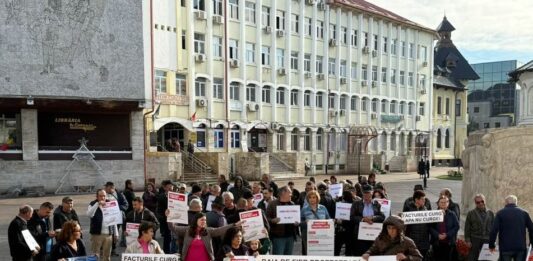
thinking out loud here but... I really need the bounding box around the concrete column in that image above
[21,109,38,161]
[131,111,144,160]
[410,133,416,156]
[284,129,291,152]
[267,131,275,153]
[298,130,305,152]
[310,130,317,175]
[207,128,215,151]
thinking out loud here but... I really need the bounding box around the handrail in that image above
[269,153,294,171]
[182,152,212,181]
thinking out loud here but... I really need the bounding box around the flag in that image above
[191,112,196,122]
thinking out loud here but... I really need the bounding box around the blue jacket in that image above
[300,204,331,232]
[429,210,459,245]
[489,204,533,252]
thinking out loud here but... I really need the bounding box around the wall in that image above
[273,152,299,172]
[146,152,182,185]
[234,152,269,181]
[195,152,229,177]
[346,154,373,175]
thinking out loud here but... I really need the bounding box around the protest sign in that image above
[102,201,123,227]
[21,229,39,251]
[125,223,140,245]
[335,202,352,221]
[374,199,391,218]
[329,183,343,198]
[307,220,335,256]
[121,254,179,261]
[478,244,498,261]
[253,193,263,208]
[256,255,392,261]
[206,195,216,212]
[66,256,98,261]
[229,256,255,261]
[277,205,300,224]
[239,209,266,242]
[400,210,444,225]
[168,192,188,224]
[357,222,383,241]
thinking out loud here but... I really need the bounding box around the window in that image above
[276,88,285,105]
[437,97,442,114]
[382,37,388,53]
[474,107,480,113]
[196,127,206,148]
[176,74,186,95]
[261,46,270,66]
[362,98,368,112]
[304,91,311,106]
[456,99,462,116]
[399,71,405,85]
[351,29,358,46]
[340,96,346,110]
[445,98,450,115]
[229,39,238,59]
[291,129,299,151]
[230,82,240,100]
[316,92,323,108]
[262,6,270,26]
[246,84,256,102]
[262,86,271,103]
[195,78,206,97]
[399,102,405,114]
[316,20,324,38]
[436,129,442,148]
[316,56,323,73]
[419,102,425,116]
[340,60,347,78]
[329,24,336,39]
[214,127,224,148]
[351,96,357,111]
[245,1,255,24]
[409,43,415,59]
[419,74,426,88]
[381,67,387,82]
[381,102,386,114]
[328,94,335,109]
[373,34,378,50]
[193,33,205,54]
[408,103,413,115]
[229,0,238,19]
[213,78,223,99]
[401,41,406,57]
[328,58,336,75]
[290,51,298,70]
[231,128,240,148]
[408,72,414,86]
[371,100,378,113]
[372,66,378,81]
[291,14,299,33]
[390,69,396,84]
[362,65,368,80]
[351,62,357,78]
[444,130,450,148]
[495,122,501,128]
[304,17,312,36]
[304,129,311,151]
[390,102,396,114]
[391,39,397,55]
[276,48,284,67]
[304,54,311,72]
[290,90,298,106]
[341,27,347,44]
[420,45,427,61]
[483,123,490,128]
[193,0,205,11]
[181,30,186,49]
[277,129,285,150]
[213,0,223,15]
[155,70,167,93]
[246,42,255,64]
[364,32,368,47]
[276,10,285,30]
[213,36,222,58]
[316,130,323,150]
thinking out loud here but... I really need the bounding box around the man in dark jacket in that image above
[465,194,494,261]
[440,188,460,221]
[266,186,298,255]
[9,205,38,261]
[403,185,432,211]
[87,189,119,261]
[125,197,159,233]
[317,182,336,218]
[218,175,230,193]
[403,190,431,259]
[489,195,533,260]
[350,184,385,256]
[27,202,55,261]
[262,174,279,198]
[53,197,80,230]
[156,180,174,253]
[104,181,128,253]
[123,180,136,214]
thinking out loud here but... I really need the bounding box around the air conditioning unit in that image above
[264,26,272,34]
[416,115,421,121]
[196,98,207,107]
[361,80,368,87]
[339,109,346,116]
[420,88,427,94]
[372,81,378,88]
[329,110,338,117]
[399,115,405,120]
[306,0,316,5]
[329,39,337,47]
[213,15,224,24]
[372,50,378,57]
[371,113,377,119]
[318,3,326,10]
[277,68,286,75]
[362,46,370,54]
[247,103,259,112]
[194,11,207,20]
[317,73,325,80]
[340,78,347,84]
[305,72,313,78]
[230,59,239,68]
[422,61,428,67]
[194,54,206,63]
[276,30,285,37]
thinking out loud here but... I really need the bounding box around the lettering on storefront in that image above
[55,117,96,132]
[157,94,189,106]
[381,115,402,123]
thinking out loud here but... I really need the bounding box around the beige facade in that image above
[148,0,435,175]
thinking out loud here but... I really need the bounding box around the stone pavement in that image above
[0,167,462,260]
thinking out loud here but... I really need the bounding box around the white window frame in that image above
[316,56,323,74]
[340,60,347,78]
[329,23,336,40]
[213,0,223,16]
[262,6,270,26]
[351,29,357,46]
[372,66,378,81]
[350,96,357,111]
[362,65,368,80]
[351,62,357,79]
[290,90,298,106]
[213,36,222,58]
[195,78,206,97]
[290,51,298,70]
[276,10,285,30]
[246,84,256,102]
[304,54,311,72]
[408,72,414,87]
[291,13,299,33]
[193,33,205,54]
[400,71,405,85]
[391,39,397,55]
[230,82,240,101]
[155,70,167,94]
[316,20,324,39]
[246,42,255,64]
[175,74,186,95]
[409,43,415,59]
[229,0,239,20]
[304,17,312,36]
[229,39,239,59]
[262,87,271,103]
[276,88,285,105]
[341,27,347,44]
[328,58,336,75]
[245,1,256,24]
[381,67,387,82]
[382,37,388,53]
[261,46,270,66]
[390,69,396,84]
[316,93,323,108]
[304,91,311,106]
[276,48,284,67]
[213,78,224,99]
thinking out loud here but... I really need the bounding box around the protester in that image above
[367,173,377,187]
[53,197,80,230]
[123,179,136,214]
[402,185,432,211]
[156,180,174,253]
[317,182,336,218]
[489,195,533,261]
[28,202,55,261]
[257,188,275,212]
[229,176,251,203]
[8,205,38,261]
[429,196,459,261]
[372,190,386,199]
[142,182,158,213]
[362,215,422,261]
[206,196,227,255]
[87,189,119,261]
[216,227,249,261]
[403,190,431,259]
[187,139,195,156]
[266,186,299,255]
[125,222,164,254]
[262,174,279,198]
[300,190,331,255]
[288,181,300,204]
[222,192,240,224]
[50,221,87,259]
[417,159,425,178]
[248,237,271,256]
[304,158,311,176]
[464,193,494,261]
[330,176,338,184]
[104,181,128,252]
[218,175,230,193]
[440,188,460,221]
[125,197,160,234]
[350,184,385,256]
[298,181,316,208]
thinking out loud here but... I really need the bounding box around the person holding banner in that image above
[266,186,299,255]
[125,222,164,254]
[403,190,431,259]
[8,205,39,261]
[429,196,459,261]
[156,180,175,253]
[27,202,55,261]
[300,190,331,255]
[334,190,358,256]
[362,215,422,261]
[50,221,87,260]
[87,189,119,261]
[126,197,160,236]
[216,227,250,261]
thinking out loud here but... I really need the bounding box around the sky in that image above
[366,0,533,65]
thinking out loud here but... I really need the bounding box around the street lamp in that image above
[415,131,429,188]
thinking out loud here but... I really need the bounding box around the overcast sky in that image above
[366,0,533,65]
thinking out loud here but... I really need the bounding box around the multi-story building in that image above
[468,60,521,131]
[432,17,478,167]
[150,0,435,177]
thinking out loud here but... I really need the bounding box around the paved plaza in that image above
[0,168,462,259]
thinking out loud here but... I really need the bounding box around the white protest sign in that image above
[66,257,98,261]
[206,195,216,212]
[239,209,266,242]
[307,219,335,256]
[229,256,255,261]
[478,244,498,261]
[329,183,343,198]
[400,210,444,225]
[257,255,366,261]
[368,256,396,261]
[276,205,300,224]
[122,254,179,260]
[375,199,391,218]
[253,193,263,208]
[168,192,189,224]
[21,229,39,251]
[102,201,123,227]
[125,223,140,246]
[358,222,383,241]
[335,202,352,221]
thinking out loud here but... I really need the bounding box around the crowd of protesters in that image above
[7,173,533,261]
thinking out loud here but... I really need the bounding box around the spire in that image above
[436,16,456,33]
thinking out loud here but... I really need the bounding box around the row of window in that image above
[436,129,451,149]
[436,96,462,116]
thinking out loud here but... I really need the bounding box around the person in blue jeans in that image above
[489,195,533,261]
[266,186,299,255]
[300,190,331,255]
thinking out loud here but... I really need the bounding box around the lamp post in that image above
[415,131,429,188]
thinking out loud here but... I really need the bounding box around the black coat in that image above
[53,206,80,230]
[27,210,52,261]
[125,208,160,232]
[50,239,86,260]
[8,216,33,261]
[123,188,136,213]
